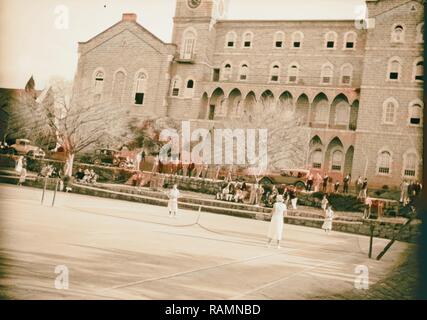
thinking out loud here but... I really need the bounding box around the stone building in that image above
[71,0,424,188]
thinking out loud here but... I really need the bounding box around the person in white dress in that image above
[322,204,334,233]
[15,156,23,173]
[167,184,180,218]
[267,195,287,249]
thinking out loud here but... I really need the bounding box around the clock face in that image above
[188,0,201,9]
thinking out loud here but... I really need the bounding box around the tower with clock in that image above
[172,0,229,62]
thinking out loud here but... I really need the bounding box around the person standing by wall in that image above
[322,204,334,234]
[343,174,351,194]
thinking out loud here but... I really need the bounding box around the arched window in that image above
[321,64,334,84]
[377,151,392,175]
[388,58,401,81]
[335,101,350,125]
[340,64,353,85]
[383,98,398,124]
[274,31,285,48]
[331,150,343,171]
[325,31,337,49]
[184,79,195,98]
[403,152,418,178]
[408,101,422,126]
[181,29,196,60]
[416,23,424,43]
[315,100,329,124]
[270,64,280,82]
[171,76,182,97]
[225,31,237,48]
[344,31,357,49]
[134,72,147,105]
[222,63,232,80]
[413,58,424,82]
[288,64,299,83]
[242,32,253,48]
[239,63,249,81]
[391,24,405,42]
[94,70,104,93]
[311,149,323,169]
[292,31,303,48]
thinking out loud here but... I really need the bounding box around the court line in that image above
[229,251,361,300]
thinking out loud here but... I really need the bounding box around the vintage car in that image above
[91,148,134,168]
[9,139,45,158]
[256,169,310,189]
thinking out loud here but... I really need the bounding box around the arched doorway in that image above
[295,94,309,126]
[228,88,243,118]
[311,93,329,127]
[325,137,344,174]
[344,146,355,176]
[330,94,350,129]
[243,91,257,122]
[209,88,225,120]
[198,92,209,120]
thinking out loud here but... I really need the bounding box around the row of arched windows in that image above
[391,23,424,43]
[224,30,358,50]
[387,57,423,82]
[220,61,355,85]
[376,150,419,178]
[310,147,419,178]
[382,98,423,126]
[92,69,148,106]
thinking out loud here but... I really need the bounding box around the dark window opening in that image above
[275,41,283,48]
[227,41,234,47]
[379,167,390,174]
[209,105,215,120]
[240,74,247,80]
[244,41,251,47]
[271,75,279,82]
[332,165,341,171]
[172,88,180,96]
[327,41,335,48]
[410,117,421,125]
[389,72,399,80]
[213,69,220,82]
[135,93,145,105]
[342,76,351,84]
[293,42,301,48]
[405,169,416,177]
[346,42,354,48]
[187,80,194,88]
[313,163,322,169]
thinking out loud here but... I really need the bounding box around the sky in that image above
[0,0,366,89]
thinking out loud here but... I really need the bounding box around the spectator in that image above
[363,196,373,219]
[355,176,363,195]
[321,194,329,213]
[289,186,298,210]
[358,178,368,200]
[343,174,351,194]
[322,204,334,234]
[322,174,329,193]
[75,168,85,181]
[334,181,340,193]
[306,173,314,192]
[400,180,410,205]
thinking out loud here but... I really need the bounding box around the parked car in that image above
[9,139,45,158]
[91,148,134,168]
[257,169,310,189]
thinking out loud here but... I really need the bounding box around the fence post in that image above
[52,178,59,207]
[41,176,48,205]
[368,223,374,259]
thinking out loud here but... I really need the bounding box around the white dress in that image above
[15,158,23,173]
[168,189,180,213]
[267,202,287,241]
[322,208,334,231]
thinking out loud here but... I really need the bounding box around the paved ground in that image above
[0,184,413,300]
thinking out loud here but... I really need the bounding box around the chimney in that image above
[122,13,137,22]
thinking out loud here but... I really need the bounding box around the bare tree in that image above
[218,92,310,177]
[42,78,133,176]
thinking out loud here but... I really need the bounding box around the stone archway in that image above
[198,92,209,120]
[330,94,350,129]
[311,93,329,127]
[295,94,310,126]
[324,137,344,173]
[344,145,355,176]
[227,88,243,118]
[209,87,225,120]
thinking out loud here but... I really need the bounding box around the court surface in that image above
[0,184,409,300]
